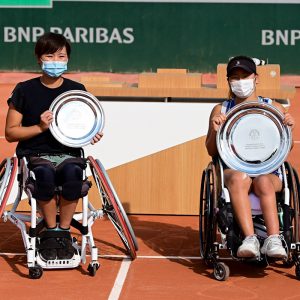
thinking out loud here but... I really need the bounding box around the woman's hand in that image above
[91,132,104,145]
[283,112,295,130]
[211,113,227,132]
[39,110,53,131]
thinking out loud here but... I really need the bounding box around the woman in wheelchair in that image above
[5,32,103,261]
[205,55,295,259]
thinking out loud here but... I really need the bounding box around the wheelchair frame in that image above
[199,157,300,281]
[0,155,138,279]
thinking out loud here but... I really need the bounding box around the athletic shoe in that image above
[39,237,57,261]
[237,235,260,258]
[261,234,287,258]
[56,237,75,260]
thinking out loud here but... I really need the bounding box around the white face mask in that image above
[230,78,255,99]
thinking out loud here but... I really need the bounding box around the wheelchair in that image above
[0,153,138,279]
[199,157,300,281]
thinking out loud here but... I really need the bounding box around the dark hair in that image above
[35,32,71,59]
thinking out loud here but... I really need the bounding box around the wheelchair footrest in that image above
[36,252,81,269]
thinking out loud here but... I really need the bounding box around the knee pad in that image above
[32,180,56,201]
[31,165,56,201]
[61,180,83,201]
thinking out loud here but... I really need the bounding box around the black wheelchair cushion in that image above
[81,179,92,197]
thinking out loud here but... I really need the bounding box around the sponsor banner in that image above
[0,1,300,73]
[2,0,300,6]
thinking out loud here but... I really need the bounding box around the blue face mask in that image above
[41,61,68,78]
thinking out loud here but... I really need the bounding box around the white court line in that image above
[108,258,132,300]
[0,253,238,263]
[0,252,204,260]
[0,252,25,256]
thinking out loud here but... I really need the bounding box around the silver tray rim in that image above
[49,90,105,148]
[216,101,292,176]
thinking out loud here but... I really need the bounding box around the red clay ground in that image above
[1,73,300,299]
[1,215,300,299]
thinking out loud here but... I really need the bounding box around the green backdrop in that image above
[1,1,300,74]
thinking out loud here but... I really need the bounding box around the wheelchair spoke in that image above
[106,213,132,250]
[199,162,218,263]
[0,157,18,217]
[100,183,135,254]
[88,156,137,259]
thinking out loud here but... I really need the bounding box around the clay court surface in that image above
[1,215,300,299]
[1,73,300,299]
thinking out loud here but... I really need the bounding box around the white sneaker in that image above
[261,234,287,259]
[237,235,260,258]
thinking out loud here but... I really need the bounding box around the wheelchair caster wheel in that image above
[88,263,100,277]
[295,264,300,279]
[29,266,43,279]
[213,262,229,281]
[283,259,295,268]
[255,257,268,268]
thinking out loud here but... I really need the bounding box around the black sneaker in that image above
[39,247,57,261]
[56,237,75,260]
[38,237,58,260]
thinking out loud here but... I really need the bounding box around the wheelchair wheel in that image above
[87,156,137,259]
[213,262,230,281]
[0,157,18,217]
[199,162,218,263]
[29,266,43,279]
[285,162,300,244]
[87,262,100,277]
[295,264,300,279]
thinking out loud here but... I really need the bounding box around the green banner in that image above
[1,1,300,73]
[0,0,51,7]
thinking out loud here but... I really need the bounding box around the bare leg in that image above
[252,174,282,236]
[38,198,57,228]
[59,197,79,229]
[224,169,253,236]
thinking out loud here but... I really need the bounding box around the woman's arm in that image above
[205,104,226,157]
[5,105,53,143]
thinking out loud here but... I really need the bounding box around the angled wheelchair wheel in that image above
[87,156,137,259]
[199,161,218,263]
[284,162,300,244]
[0,157,18,217]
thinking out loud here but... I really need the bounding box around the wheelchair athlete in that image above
[206,55,295,259]
[5,32,103,261]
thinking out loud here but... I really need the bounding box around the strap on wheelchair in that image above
[70,219,88,235]
[216,202,234,234]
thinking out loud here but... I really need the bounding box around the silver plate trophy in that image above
[217,101,292,177]
[49,90,105,148]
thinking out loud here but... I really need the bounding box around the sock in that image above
[58,226,70,231]
[46,226,58,231]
